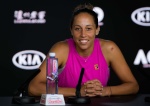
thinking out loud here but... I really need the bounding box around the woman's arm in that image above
[82,39,139,97]
[100,40,139,96]
[28,41,74,96]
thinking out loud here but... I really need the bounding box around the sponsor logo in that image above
[14,10,46,24]
[40,94,65,105]
[48,96,63,104]
[131,7,150,26]
[93,7,104,26]
[94,64,99,70]
[12,50,46,70]
[134,49,150,68]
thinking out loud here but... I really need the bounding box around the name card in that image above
[40,94,65,105]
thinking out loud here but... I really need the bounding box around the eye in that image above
[86,27,92,31]
[74,27,81,31]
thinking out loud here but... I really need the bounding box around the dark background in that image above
[1,0,150,96]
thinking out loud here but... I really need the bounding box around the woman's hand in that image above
[82,79,103,97]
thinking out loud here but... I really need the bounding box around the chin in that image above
[79,45,88,50]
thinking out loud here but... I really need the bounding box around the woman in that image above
[28,3,139,97]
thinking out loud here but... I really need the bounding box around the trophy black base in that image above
[12,96,36,104]
[67,96,91,104]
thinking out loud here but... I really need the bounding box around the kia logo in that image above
[131,7,150,26]
[12,50,46,70]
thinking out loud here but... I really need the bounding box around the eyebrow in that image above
[73,25,94,27]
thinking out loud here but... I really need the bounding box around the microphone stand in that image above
[67,68,91,104]
[12,69,41,104]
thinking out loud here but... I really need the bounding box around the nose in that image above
[81,29,86,37]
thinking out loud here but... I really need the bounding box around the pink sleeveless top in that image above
[58,38,110,87]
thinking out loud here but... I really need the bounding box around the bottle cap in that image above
[49,52,55,57]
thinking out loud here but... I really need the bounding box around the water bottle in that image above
[46,52,58,94]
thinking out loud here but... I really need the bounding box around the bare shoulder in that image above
[99,38,119,53]
[50,40,69,67]
[99,38,122,65]
[49,40,69,54]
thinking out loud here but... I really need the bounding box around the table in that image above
[0,94,150,106]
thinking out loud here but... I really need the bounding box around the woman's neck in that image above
[76,46,94,57]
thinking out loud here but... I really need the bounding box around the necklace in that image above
[81,56,90,62]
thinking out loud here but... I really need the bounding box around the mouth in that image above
[79,39,89,44]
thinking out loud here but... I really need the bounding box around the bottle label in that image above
[52,59,58,77]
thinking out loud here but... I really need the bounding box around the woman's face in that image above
[71,12,100,52]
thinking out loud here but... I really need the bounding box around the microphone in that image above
[12,69,41,104]
[67,68,91,104]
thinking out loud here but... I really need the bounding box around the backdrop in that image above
[1,0,150,96]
